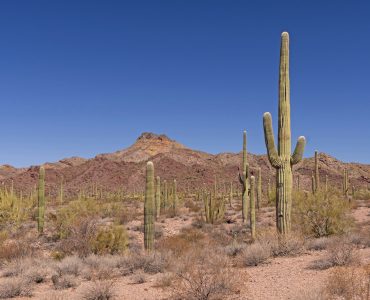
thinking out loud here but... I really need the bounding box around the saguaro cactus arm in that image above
[291,136,306,165]
[263,112,281,168]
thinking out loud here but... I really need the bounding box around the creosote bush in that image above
[293,190,353,237]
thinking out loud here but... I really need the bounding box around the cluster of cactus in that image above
[203,188,226,224]
[263,32,306,234]
[160,179,178,215]
[144,161,155,251]
[238,130,249,223]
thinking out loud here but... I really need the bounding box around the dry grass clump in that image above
[323,265,370,299]
[306,237,331,251]
[51,274,79,290]
[171,246,241,300]
[238,241,271,266]
[224,241,245,257]
[0,277,32,298]
[55,255,84,276]
[256,231,304,257]
[0,239,34,262]
[131,271,147,284]
[311,236,360,270]
[154,272,175,288]
[80,280,117,300]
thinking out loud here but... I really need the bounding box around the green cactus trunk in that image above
[263,32,306,234]
[229,182,233,208]
[59,178,64,205]
[37,166,45,234]
[257,168,262,210]
[250,176,256,240]
[311,174,316,195]
[173,179,177,215]
[155,176,161,220]
[144,161,155,251]
[314,151,320,192]
[163,180,168,210]
[325,175,328,193]
[239,130,249,223]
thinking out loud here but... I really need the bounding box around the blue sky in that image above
[0,1,369,167]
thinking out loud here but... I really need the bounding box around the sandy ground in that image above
[10,200,370,300]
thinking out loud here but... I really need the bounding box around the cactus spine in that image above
[238,130,249,223]
[155,176,161,219]
[250,176,256,240]
[257,167,262,210]
[37,166,45,234]
[144,161,155,251]
[263,32,306,234]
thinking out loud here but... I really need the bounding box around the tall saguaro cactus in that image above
[314,151,320,192]
[155,176,161,220]
[238,130,249,223]
[144,161,155,251]
[263,32,306,234]
[37,166,45,234]
[257,167,262,210]
[250,176,256,240]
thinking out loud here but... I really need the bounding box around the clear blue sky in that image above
[0,1,369,167]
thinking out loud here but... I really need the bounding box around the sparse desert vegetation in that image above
[0,31,369,300]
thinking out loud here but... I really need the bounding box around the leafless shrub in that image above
[172,247,240,300]
[154,272,175,288]
[238,241,271,267]
[0,240,34,262]
[51,274,79,290]
[131,271,147,284]
[311,237,360,270]
[80,280,117,300]
[55,255,84,276]
[306,237,331,251]
[224,241,246,257]
[0,277,32,298]
[323,266,370,299]
[270,234,305,257]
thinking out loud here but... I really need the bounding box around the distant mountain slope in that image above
[1,132,369,198]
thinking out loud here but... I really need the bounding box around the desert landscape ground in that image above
[0,26,369,300]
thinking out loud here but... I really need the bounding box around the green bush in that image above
[293,190,353,237]
[91,225,128,255]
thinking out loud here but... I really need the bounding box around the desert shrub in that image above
[293,190,353,237]
[311,236,359,270]
[184,199,201,213]
[154,272,175,288]
[55,256,84,276]
[238,241,271,266]
[306,237,331,251]
[172,247,240,300]
[0,239,34,261]
[131,271,147,284]
[51,274,79,290]
[124,252,170,275]
[0,277,32,298]
[323,266,370,300]
[91,225,128,255]
[55,198,100,239]
[22,266,48,284]
[157,228,204,257]
[354,188,370,201]
[224,241,245,257]
[256,231,304,257]
[80,280,117,300]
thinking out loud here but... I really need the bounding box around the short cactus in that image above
[257,167,262,210]
[263,32,306,234]
[250,176,256,240]
[155,176,161,219]
[314,151,320,192]
[238,130,249,223]
[144,161,155,251]
[37,166,45,234]
[173,179,178,214]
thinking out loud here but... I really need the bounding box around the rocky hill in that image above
[1,132,369,198]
